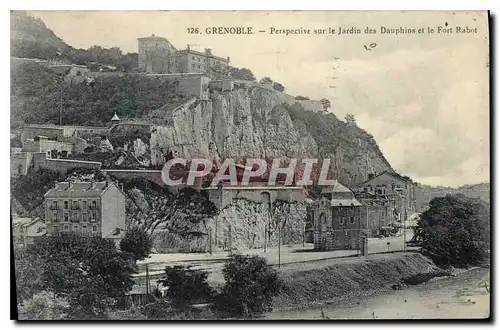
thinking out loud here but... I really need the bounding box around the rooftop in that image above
[44,181,115,198]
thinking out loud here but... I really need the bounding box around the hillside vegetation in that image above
[11,62,187,127]
[11,11,137,71]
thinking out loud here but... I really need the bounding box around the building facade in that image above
[175,47,229,74]
[137,35,229,74]
[310,182,362,251]
[354,171,417,222]
[12,217,46,247]
[138,34,177,74]
[44,181,127,243]
[355,191,396,236]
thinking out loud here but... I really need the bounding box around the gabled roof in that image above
[358,171,412,186]
[44,182,112,198]
[320,181,362,207]
[321,181,352,194]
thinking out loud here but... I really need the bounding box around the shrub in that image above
[272,82,285,92]
[415,194,490,267]
[18,291,70,320]
[213,254,282,318]
[120,227,153,261]
[157,265,213,308]
[295,95,310,100]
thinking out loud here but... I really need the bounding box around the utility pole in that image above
[59,87,63,126]
[145,263,150,297]
[278,220,281,269]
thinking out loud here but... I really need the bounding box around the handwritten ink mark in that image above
[364,43,377,51]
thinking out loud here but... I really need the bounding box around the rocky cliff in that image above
[147,86,392,186]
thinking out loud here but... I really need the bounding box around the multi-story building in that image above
[355,191,396,236]
[137,35,229,74]
[12,217,46,247]
[310,182,362,251]
[175,47,229,74]
[138,34,177,74]
[354,171,417,222]
[44,181,127,244]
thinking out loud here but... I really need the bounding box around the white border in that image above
[2,1,497,329]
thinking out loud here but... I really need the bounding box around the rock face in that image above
[149,88,318,162]
[148,86,392,186]
[207,199,306,251]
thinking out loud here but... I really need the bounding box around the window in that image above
[53,225,58,233]
[90,212,96,222]
[64,201,69,210]
[83,201,87,209]
[82,213,87,222]
[350,216,355,224]
[192,56,195,60]
[64,213,69,222]
[72,212,78,222]
[52,201,58,209]
[192,64,196,68]
[340,217,345,225]
[319,213,326,224]
[72,201,78,209]
[91,201,97,210]
[63,224,69,232]
[92,226,97,232]
[52,212,58,222]
[73,225,78,232]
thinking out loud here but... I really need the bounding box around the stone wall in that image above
[207,199,306,251]
[362,235,405,255]
[206,186,305,210]
[32,152,102,173]
[11,152,32,177]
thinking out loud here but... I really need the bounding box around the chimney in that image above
[119,183,124,192]
[90,181,95,189]
[105,181,109,188]
[68,181,73,189]
[205,48,212,56]
[187,44,191,51]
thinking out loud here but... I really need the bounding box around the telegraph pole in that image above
[145,264,150,297]
[59,87,63,126]
[278,221,281,269]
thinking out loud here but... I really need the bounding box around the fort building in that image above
[137,35,229,74]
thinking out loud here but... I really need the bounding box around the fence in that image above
[360,235,405,256]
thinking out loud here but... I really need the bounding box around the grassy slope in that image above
[274,252,440,310]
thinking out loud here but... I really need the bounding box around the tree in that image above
[259,76,273,84]
[23,233,135,319]
[414,194,490,267]
[320,98,331,112]
[120,227,153,261]
[344,113,356,126]
[272,82,285,92]
[158,265,213,308]
[213,254,282,318]
[227,67,256,81]
[18,291,70,320]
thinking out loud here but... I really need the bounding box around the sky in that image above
[28,11,490,188]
